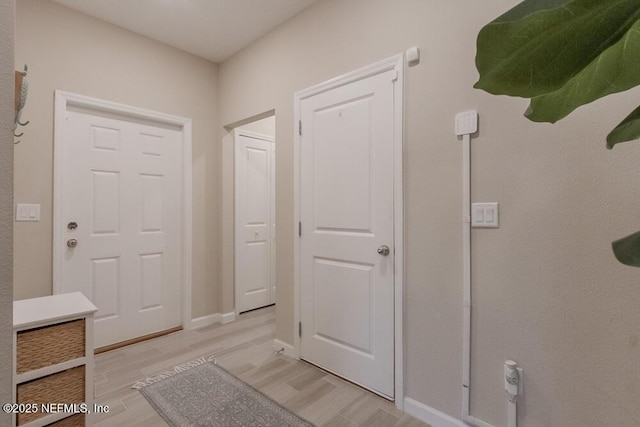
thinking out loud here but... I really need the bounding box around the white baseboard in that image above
[221,312,236,324]
[189,311,236,329]
[273,339,299,359]
[404,397,466,427]
[189,313,222,329]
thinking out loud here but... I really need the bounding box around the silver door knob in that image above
[377,245,390,256]
[67,239,78,248]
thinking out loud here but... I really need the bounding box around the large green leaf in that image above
[612,231,640,267]
[526,19,640,123]
[475,0,640,98]
[607,105,640,148]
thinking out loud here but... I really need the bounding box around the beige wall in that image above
[0,1,15,423]
[15,0,220,318]
[218,0,640,425]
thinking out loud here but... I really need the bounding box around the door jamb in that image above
[52,90,193,331]
[292,54,405,408]
[233,128,276,317]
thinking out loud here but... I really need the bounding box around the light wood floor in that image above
[93,305,430,427]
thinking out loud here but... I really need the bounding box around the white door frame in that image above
[52,90,193,331]
[234,128,276,316]
[293,54,404,408]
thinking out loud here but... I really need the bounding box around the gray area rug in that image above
[133,356,314,427]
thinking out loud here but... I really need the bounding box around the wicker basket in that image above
[17,366,85,425]
[17,319,85,374]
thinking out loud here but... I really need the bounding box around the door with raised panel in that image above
[299,68,396,398]
[235,130,275,313]
[58,109,182,349]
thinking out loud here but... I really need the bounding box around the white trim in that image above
[233,129,276,317]
[52,90,193,340]
[393,53,406,411]
[293,54,405,407]
[188,311,236,329]
[273,339,299,359]
[406,397,495,427]
[189,313,222,330]
[404,397,467,427]
[221,311,236,324]
[235,128,275,143]
[466,416,495,427]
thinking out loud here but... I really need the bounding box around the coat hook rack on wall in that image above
[14,64,29,144]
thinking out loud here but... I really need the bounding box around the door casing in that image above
[292,54,404,408]
[53,90,193,331]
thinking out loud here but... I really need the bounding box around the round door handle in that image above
[67,239,78,248]
[377,245,390,256]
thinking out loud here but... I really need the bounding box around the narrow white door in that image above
[300,69,396,397]
[235,130,275,313]
[58,109,183,349]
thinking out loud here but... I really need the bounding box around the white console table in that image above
[13,292,97,427]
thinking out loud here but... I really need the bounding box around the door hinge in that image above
[299,120,302,136]
[391,69,399,82]
[298,221,302,237]
[299,322,302,337]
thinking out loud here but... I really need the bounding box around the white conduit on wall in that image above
[458,114,517,427]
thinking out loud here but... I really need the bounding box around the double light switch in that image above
[471,202,498,228]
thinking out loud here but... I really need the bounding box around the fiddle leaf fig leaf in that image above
[612,231,640,267]
[526,19,640,123]
[475,0,640,98]
[607,105,640,149]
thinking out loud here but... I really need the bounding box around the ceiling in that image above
[52,0,320,63]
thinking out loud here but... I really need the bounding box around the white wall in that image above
[15,0,220,318]
[218,0,640,425]
[0,1,15,423]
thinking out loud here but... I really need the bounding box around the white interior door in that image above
[57,108,183,349]
[235,130,275,313]
[299,69,396,398]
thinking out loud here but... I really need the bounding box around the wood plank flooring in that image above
[93,305,430,427]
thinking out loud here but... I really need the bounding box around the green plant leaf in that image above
[606,105,640,148]
[612,231,640,266]
[526,19,640,123]
[475,0,640,98]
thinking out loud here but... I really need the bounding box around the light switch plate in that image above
[16,204,40,222]
[471,202,498,228]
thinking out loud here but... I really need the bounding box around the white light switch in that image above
[471,202,498,228]
[16,204,40,222]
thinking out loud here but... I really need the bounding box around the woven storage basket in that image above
[17,319,85,374]
[17,366,85,425]
[44,414,85,427]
